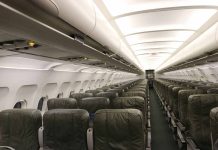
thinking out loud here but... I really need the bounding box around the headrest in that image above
[128,89,146,93]
[112,97,145,113]
[207,88,218,94]
[79,97,110,113]
[94,109,145,150]
[195,85,217,93]
[95,92,118,100]
[107,89,123,96]
[122,91,146,99]
[69,93,93,100]
[97,86,111,92]
[172,86,188,97]
[85,90,103,96]
[0,109,42,150]
[210,107,218,120]
[47,98,78,110]
[43,109,89,150]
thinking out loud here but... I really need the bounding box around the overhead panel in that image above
[131,41,183,51]
[126,30,194,45]
[97,0,218,69]
[102,0,218,17]
[135,48,176,55]
[115,9,216,35]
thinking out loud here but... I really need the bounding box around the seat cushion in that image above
[47,98,77,110]
[43,109,89,150]
[94,109,145,150]
[0,109,42,150]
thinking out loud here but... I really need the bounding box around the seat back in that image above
[188,94,218,150]
[47,98,77,110]
[210,107,218,150]
[178,89,203,126]
[171,86,187,116]
[94,109,145,150]
[0,109,42,150]
[43,109,89,150]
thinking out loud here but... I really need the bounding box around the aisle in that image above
[150,89,179,150]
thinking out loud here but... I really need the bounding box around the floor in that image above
[150,88,179,150]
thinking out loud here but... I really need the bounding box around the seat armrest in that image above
[186,138,200,150]
[0,146,15,150]
[87,128,93,150]
[177,122,186,132]
[38,126,43,148]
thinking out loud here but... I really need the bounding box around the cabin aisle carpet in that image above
[150,89,179,150]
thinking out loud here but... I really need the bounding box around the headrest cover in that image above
[207,88,218,94]
[96,92,118,100]
[0,109,42,150]
[69,93,93,100]
[122,91,146,99]
[47,98,77,110]
[79,97,110,113]
[112,97,145,113]
[85,90,103,96]
[107,89,123,96]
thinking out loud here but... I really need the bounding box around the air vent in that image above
[59,56,88,62]
[71,34,84,44]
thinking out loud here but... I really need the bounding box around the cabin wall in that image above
[156,63,218,83]
[0,68,140,110]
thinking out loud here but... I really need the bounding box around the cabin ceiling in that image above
[94,0,218,70]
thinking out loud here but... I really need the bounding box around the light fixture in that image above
[27,40,36,47]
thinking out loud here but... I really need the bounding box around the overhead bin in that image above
[157,22,218,71]
[32,0,141,69]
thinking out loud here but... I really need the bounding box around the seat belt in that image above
[38,126,44,150]
[87,113,94,150]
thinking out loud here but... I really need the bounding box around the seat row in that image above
[154,79,218,150]
[0,79,150,150]
[0,108,145,150]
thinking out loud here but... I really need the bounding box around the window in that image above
[37,97,45,111]
[37,96,48,111]
[57,92,63,98]
[13,99,27,109]
[79,89,83,93]
[69,91,74,97]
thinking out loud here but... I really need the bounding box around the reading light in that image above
[27,40,36,47]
